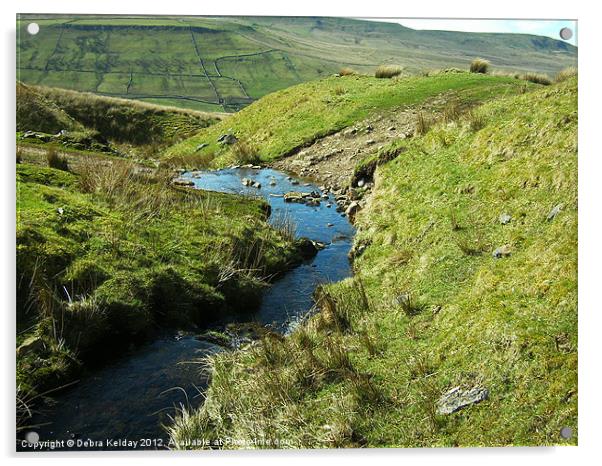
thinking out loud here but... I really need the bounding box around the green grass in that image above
[17,15,576,112]
[168,78,577,448]
[16,161,306,427]
[163,72,534,167]
[30,84,222,145]
[17,82,224,162]
[16,82,83,134]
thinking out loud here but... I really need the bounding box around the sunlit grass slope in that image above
[163,72,532,167]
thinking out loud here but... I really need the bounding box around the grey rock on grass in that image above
[436,386,489,415]
[217,133,238,145]
[547,204,563,221]
[492,244,511,258]
[499,213,512,225]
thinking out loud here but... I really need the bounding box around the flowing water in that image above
[24,167,355,451]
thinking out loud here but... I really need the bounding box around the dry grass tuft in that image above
[231,140,261,165]
[77,159,210,221]
[443,102,462,124]
[415,112,432,136]
[375,65,403,79]
[469,58,490,74]
[46,148,69,171]
[339,67,357,76]
[467,110,486,132]
[555,66,577,83]
[521,72,552,85]
[271,211,296,242]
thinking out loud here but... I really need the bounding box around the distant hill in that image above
[17,15,577,112]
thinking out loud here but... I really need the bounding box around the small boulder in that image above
[296,237,319,259]
[349,240,370,259]
[173,178,194,187]
[284,192,319,205]
[283,192,305,203]
[345,201,361,217]
[16,335,45,357]
[241,179,261,189]
[436,386,489,415]
[217,133,238,145]
[393,293,411,309]
[499,213,512,225]
[547,204,563,221]
[492,244,512,258]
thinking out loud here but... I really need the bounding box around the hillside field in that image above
[163,71,535,167]
[17,15,577,112]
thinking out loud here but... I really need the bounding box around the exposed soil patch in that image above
[272,98,448,192]
[271,96,456,220]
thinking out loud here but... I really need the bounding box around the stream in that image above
[24,167,355,451]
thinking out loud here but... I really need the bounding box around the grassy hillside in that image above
[163,72,533,166]
[17,15,576,112]
[169,78,577,448]
[17,83,222,148]
[16,82,83,134]
[16,160,306,429]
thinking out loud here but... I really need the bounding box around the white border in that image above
[2,1,599,465]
